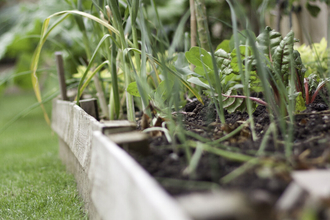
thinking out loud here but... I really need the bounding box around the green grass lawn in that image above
[0,92,87,219]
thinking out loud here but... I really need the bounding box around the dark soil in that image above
[131,93,330,200]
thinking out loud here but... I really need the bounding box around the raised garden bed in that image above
[52,94,330,219]
[52,98,285,220]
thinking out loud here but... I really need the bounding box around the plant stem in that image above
[82,30,109,118]
[257,122,275,156]
[109,88,115,119]
[109,39,120,119]
[210,119,250,145]
[190,0,197,50]
[194,0,209,51]
[123,54,136,122]
[183,142,203,176]
[275,0,284,32]
[93,72,109,119]
[131,26,141,71]
[243,37,257,141]
[189,141,254,162]
[285,56,296,158]
[196,8,225,124]
[221,159,258,184]
[109,0,136,122]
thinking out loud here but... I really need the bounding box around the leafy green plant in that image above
[185,26,327,115]
[185,45,265,113]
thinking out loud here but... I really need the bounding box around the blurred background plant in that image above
[0,0,89,92]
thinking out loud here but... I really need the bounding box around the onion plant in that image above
[31,0,201,127]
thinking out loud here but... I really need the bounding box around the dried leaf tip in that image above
[105,5,112,20]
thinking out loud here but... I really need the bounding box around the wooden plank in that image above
[52,99,102,170]
[59,137,101,220]
[52,99,140,169]
[275,182,305,211]
[102,120,136,135]
[89,131,192,220]
[107,131,149,155]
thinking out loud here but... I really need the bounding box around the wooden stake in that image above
[55,52,68,101]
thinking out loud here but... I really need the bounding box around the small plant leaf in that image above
[293,50,306,95]
[174,52,190,68]
[155,79,174,101]
[193,66,208,76]
[216,39,231,53]
[223,90,244,113]
[273,30,294,84]
[214,48,233,74]
[175,53,199,76]
[188,77,211,89]
[256,26,282,59]
[185,47,214,70]
[222,90,236,106]
[127,81,141,97]
[295,92,306,113]
[230,46,252,73]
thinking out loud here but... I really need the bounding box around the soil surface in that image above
[131,92,330,200]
